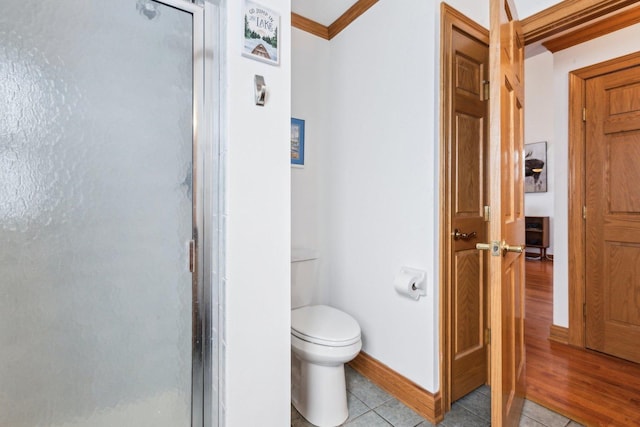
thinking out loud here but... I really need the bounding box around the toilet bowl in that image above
[291,304,362,427]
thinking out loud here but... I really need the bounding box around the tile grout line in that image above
[343,409,372,425]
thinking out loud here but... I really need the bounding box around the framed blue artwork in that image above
[291,117,305,166]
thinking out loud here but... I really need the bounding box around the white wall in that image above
[291,28,331,304]
[445,0,488,28]
[539,23,640,327]
[514,0,561,19]
[524,51,555,254]
[221,0,291,425]
[324,0,439,391]
[291,29,329,251]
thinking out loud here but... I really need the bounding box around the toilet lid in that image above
[291,305,361,347]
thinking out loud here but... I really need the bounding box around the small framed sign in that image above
[243,1,280,65]
[291,118,305,167]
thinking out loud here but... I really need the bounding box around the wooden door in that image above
[585,65,640,364]
[487,0,526,425]
[447,23,489,402]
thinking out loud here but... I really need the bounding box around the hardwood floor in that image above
[525,259,640,427]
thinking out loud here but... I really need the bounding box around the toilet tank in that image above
[291,247,319,309]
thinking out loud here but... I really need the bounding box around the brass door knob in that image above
[476,241,524,257]
[453,229,478,241]
[502,242,524,254]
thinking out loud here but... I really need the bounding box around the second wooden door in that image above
[585,64,640,364]
[449,22,489,402]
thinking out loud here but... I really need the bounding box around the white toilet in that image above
[291,248,362,427]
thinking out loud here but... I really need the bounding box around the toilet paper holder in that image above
[395,267,426,299]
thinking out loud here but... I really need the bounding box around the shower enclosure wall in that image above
[0,0,216,426]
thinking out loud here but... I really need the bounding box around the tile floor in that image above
[291,366,584,427]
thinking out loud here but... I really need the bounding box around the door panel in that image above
[609,136,640,212]
[455,250,482,355]
[452,248,487,399]
[585,65,640,363]
[0,1,202,426]
[455,114,483,214]
[488,0,526,425]
[448,25,489,402]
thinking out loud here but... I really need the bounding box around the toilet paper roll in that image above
[394,271,421,300]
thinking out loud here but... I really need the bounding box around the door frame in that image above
[160,0,210,425]
[186,2,206,424]
[567,51,640,347]
[438,2,490,414]
[162,0,219,425]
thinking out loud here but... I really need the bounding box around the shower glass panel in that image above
[0,0,201,426]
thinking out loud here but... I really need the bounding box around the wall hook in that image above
[255,75,266,106]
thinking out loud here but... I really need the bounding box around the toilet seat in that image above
[291,305,361,347]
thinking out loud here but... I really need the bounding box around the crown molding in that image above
[542,4,640,52]
[522,0,637,45]
[291,12,329,40]
[328,0,378,39]
[292,0,640,54]
[291,0,378,41]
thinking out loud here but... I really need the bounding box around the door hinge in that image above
[189,240,196,273]
[485,328,491,345]
[483,205,491,222]
[483,80,490,101]
[582,107,587,122]
[582,205,587,220]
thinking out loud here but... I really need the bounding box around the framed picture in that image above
[242,1,280,66]
[291,118,305,167]
[525,141,547,193]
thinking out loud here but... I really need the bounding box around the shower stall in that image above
[0,0,216,426]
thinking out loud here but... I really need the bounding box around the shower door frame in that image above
[154,1,209,426]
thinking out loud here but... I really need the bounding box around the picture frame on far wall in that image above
[525,141,547,193]
[291,118,305,167]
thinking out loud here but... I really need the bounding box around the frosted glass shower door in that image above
[0,1,204,426]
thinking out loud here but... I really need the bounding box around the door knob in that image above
[502,242,524,254]
[452,229,478,241]
[476,241,524,257]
